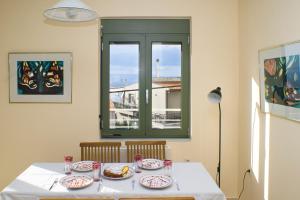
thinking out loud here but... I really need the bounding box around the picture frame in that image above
[9,52,72,103]
[259,41,300,121]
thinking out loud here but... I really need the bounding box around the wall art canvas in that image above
[260,41,300,121]
[9,53,72,103]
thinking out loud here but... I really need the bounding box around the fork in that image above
[49,178,58,191]
[173,179,180,191]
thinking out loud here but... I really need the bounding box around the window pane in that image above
[109,43,139,129]
[152,43,182,129]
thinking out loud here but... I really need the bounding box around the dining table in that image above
[0,162,226,200]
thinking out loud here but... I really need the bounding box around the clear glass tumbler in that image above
[92,162,101,181]
[163,159,173,177]
[64,156,73,175]
[134,154,143,173]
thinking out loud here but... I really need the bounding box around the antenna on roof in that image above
[155,58,160,78]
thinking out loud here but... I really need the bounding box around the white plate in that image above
[72,161,93,172]
[139,175,173,189]
[102,165,134,180]
[139,159,164,170]
[60,175,93,189]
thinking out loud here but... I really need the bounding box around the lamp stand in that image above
[217,103,222,187]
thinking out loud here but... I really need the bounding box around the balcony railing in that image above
[109,108,181,129]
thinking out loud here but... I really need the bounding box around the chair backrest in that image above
[41,198,192,200]
[119,197,195,200]
[41,199,113,200]
[125,141,166,162]
[80,142,121,163]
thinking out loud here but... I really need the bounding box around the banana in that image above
[121,166,129,176]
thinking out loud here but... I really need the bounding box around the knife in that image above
[132,179,136,191]
[97,178,103,192]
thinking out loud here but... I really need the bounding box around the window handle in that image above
[146,89,149,104]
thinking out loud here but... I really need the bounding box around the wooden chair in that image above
[119,197,195,200]
[125,141,166,162]
[80,142,121,163]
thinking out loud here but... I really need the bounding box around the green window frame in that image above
[100,19,190,138]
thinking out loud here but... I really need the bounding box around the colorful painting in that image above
[264,55,300,108]
[260,42,300,121]
[17,61,64,95]
[9,53,72,103]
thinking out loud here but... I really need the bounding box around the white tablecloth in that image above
[0,162,225,200]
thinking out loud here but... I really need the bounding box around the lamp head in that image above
[208,87,222,104]
[44,0,98,22]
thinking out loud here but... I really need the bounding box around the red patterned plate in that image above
[139,159,164,170]
[139,175,173,189]
[72,161,93,172]
[60,175,93,189]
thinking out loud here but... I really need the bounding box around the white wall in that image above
[0,0,239,197]
[239,0,300,199]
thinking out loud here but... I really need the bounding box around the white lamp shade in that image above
[208,93,222,104]
[208,87,222,104]
[44,0,98,22]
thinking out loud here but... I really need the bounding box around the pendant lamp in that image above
[44,0,98,22]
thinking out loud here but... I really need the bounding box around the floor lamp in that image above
[208,87,222,188]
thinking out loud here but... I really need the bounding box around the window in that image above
[100,19,190,138]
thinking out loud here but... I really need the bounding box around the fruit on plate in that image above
[104,165,129,178]
[122,166,129,175]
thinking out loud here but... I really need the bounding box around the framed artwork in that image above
[259,41,300,121]
[9,52,72,103]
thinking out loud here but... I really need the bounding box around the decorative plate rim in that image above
[138,159,164,170]
[139,174,173,189]
[71,161,93,172]
[59,175,93,189]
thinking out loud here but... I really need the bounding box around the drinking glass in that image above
[134,154,143,173]
[164,159,173,177]
[92,162,101,181]
[64,156,73,175]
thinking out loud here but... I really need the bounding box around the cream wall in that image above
[0,0,239,197]
[239,0,300,199]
